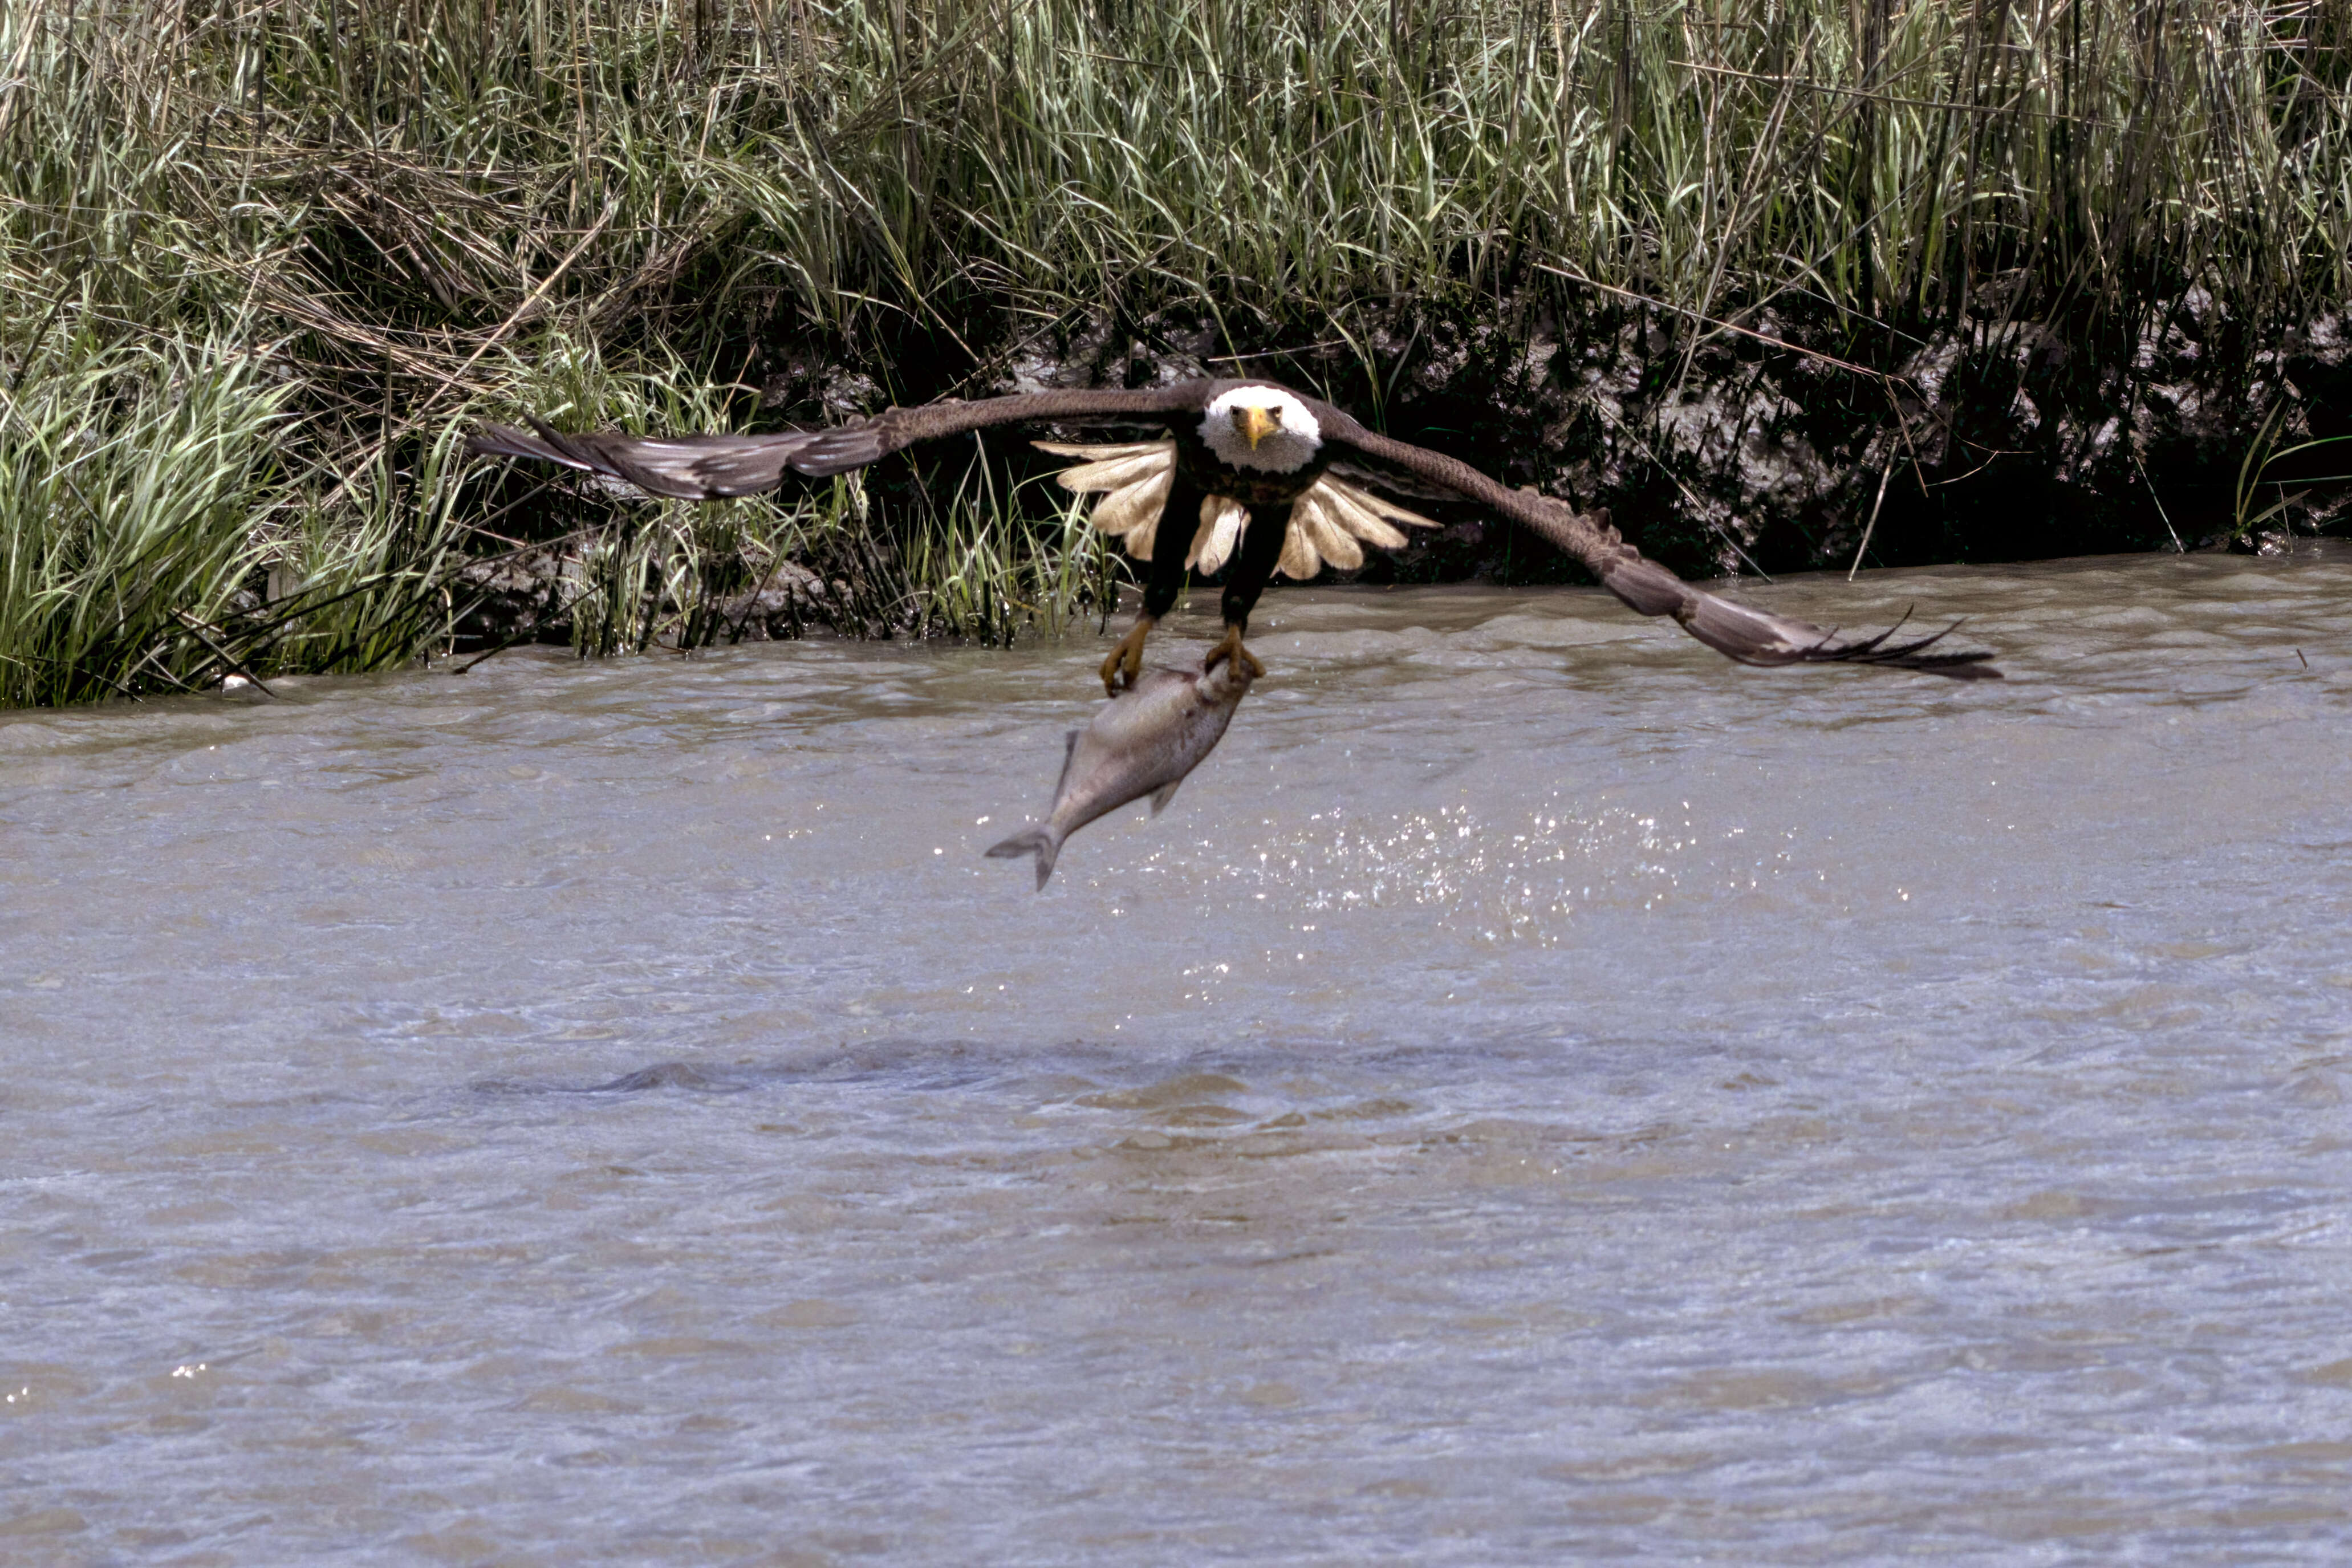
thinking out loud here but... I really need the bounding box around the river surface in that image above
[4,546,2351,1564]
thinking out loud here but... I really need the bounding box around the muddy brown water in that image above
[4,546,2350,1563]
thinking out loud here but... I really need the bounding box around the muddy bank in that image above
[458,293,2352,649]
[943,293,2352,568]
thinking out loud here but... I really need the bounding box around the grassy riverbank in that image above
[5,0,2349,705]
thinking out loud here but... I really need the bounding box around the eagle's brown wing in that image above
[1320,411,2002,681]
[468,388,1205,500]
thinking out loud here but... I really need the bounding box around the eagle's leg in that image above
[1203,624,1265,680]
[1098,614,1156,696]
[1202,501,1286,681]
[1100,473,1205,696]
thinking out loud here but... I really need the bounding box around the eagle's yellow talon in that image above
[1203,627,1264,680]
[1100,616,1155,696]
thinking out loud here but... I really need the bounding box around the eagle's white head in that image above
[1202,385,1322,473]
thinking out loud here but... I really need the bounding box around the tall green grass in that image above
[3,0,2347,705]
[0,325,495,704]
[0,330,288,705]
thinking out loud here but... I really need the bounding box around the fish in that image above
[986,654,1257,889]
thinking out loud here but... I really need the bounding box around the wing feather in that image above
[1126,513,1160,561]
[1034,438,1171,460]
[1089,468,1172,549]
[470,388,1205,498]
[1319,411,2002,680]
[1276,513,1321,580]
[1035,440,1176,493]
[1031,439,1173,457]
[1309,474,1424,550]
[1297,493,1364,571]
[466,419,835,500]
[1189,495,1248,573]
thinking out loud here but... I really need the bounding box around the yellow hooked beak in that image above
[1233,403,1281,450]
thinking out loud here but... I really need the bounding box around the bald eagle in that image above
[469,380,1999,686]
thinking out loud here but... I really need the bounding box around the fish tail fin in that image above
[985,828,1061,890]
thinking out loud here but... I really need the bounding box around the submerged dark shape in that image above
[468,1061,748,1095]
[469,379,2001,688]
[583,1062,743,1093]
[986,653,1255,889]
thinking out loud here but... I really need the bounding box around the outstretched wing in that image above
[1319,411,2002,681]
[466,419,834,499]
[468,388,1204,500]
